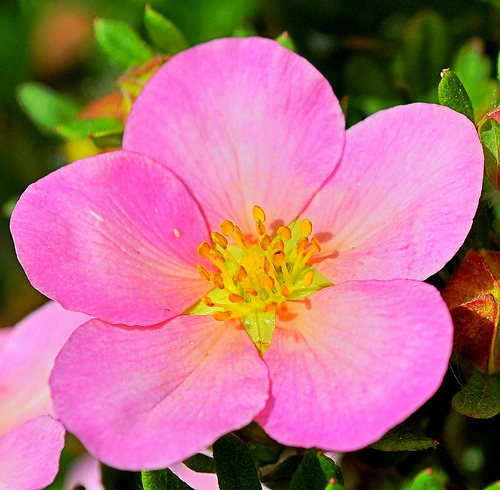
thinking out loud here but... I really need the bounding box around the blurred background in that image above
[3,1,500,488]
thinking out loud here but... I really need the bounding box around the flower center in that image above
[193,205,325,352]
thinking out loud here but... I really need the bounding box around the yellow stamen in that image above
[228,293,244,303]
[277,226,292,241]
[211,231,228,249]
[299,219,312,237]
[213,311,232,321]
[211,273,225,289]
[303,271,314,287]
[252,205,266,224]
[201,296,215,307]
[260,234,272,251]
[220,220,235,236]
[197,242,212,258]
[234,265,248,283]
[197,263,211,282]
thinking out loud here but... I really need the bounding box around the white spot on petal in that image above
[173,228,181,238]
[89,210,104,222]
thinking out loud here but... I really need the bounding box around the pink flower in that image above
[11,37,483,471]
[0,302,88,489]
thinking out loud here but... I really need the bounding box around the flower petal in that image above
[124,37,345,234]
[0,415,65,490]
[11,151,212,326]
[256,280,452,451]
[50,316,269,470]
[304,103,483,283]
[0,301,88,438]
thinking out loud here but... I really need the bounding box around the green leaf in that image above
[290,450,344,490]
[452,371,500,418]
[438,69,474,122]
[276,32,296,52]
[409,468,446,490]
[261,455,303,490]
[247,440,282,467]
[141,468,194,490]
[94,18,155,69]
[144,5,189,54]
[183,453,215,473]
[213,433,261,490]
[55,118,124,140]
[454,40,497,119]
[16,82,80,136]
[479,118,500,190]
[484,481,500,490]
[369,418,437,452]
[100,463,142,490]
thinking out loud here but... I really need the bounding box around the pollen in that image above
[196,206,322,324]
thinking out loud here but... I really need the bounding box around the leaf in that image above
[369,418,437,452]
[247,440,282,467]
[100,463,142,490]
[16,82,80,136]
[142,468,194,490]
[438,69,474,122]
[94,18,155,69]
[144,6,189,54]
[479,118,500,191]
[452,371,500,418]
[276,32,296,52]
[261,455,303,490]
[183,453,215,473]
[290,450,344,490]
[454,40,497,119]
[409,468,446,490]
[213,433,261,490]
[55,118,123,140]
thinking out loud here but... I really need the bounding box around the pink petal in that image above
[256,280,452,451]
[169,461,219,489]
[11,151,212,326]
[304,103,483,283]
[0,301,88,438]
[0,415,65,490]
[64,454,104,490]
[50,315,269,470]
[124,37,345,235]
[0,327,12,352]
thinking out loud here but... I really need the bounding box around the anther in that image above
[253,205,266,224]
[311,236,321,252]
[272,240,284,252]
[260,234,272,251]
[220,220,235,236]
[234,226,246,247]
[245,288,259,297]
[303,271,314,287]
[197,264,211,282]
[272,250,286,267]
[263,257,271,273]
[211,273,225,289]
[256,219,267,236]
[299,219,312,237]
[280,285,290,298]
[209,249,225,263]
[234,266,248,283]
[211,231,228,249]
[261,276,275,290]
[295,237,308,254]
[213,311,232,321]
[228,293,244,303]
[277,226,292,241]
[201,296,215,307]
[263,302,277,313]
[197,242,212,258]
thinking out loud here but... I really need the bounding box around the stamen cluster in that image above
[197,205,321,322]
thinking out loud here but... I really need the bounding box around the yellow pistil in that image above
[195,206,323,336]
